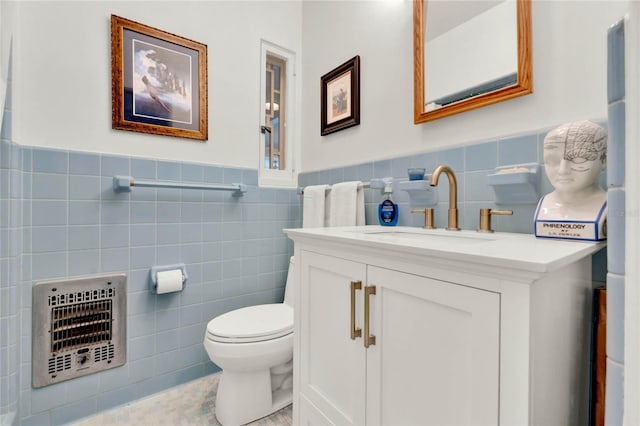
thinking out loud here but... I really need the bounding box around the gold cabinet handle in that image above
[364,285,376,348]
[350,281,362,340]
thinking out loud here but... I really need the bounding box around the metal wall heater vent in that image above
[32,274,126,388]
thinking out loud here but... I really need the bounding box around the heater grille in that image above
[32,274,126,388]
[95,344,115,362]
[48,288,115,306]
[50,300,113,352]
[48,354,72,374]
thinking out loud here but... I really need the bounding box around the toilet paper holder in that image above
[150,263,188,294]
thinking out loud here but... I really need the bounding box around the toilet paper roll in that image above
[156,269,184,294]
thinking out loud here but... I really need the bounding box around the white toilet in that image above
[204,257,294,425]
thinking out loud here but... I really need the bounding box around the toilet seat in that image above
[206,304,293,344]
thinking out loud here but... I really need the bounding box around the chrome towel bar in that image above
[298,181,371,195]
[113,175,247,196]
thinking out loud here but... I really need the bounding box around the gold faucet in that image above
[411,208,436,229]
[429,165,460,231]
[478,208,513,233]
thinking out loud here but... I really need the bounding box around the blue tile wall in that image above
[498,134,539,166]
[607,273,625,363]
[607,188,626,275]
[9,146,300,425]
[301,129,554,233]
[32,149,67,175]
[157,161,181,181]
[608,19,626,104]
[605,358,625,426]
[300,124,613,241]
[465,142,497,172]
[69,153,100,176]
[1,50,20,426]
[605,17,626,422]
[607,100,625,187]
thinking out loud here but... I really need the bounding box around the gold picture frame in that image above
[111,15,208,141]
[413,0,532,123]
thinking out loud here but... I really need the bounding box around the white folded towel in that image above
[327,181,365,227]
[302,185,329,228]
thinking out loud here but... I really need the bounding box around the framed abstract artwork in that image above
[320,55,360,136]
[111,15,208,141]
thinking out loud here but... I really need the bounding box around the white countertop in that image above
[285,225,605,274]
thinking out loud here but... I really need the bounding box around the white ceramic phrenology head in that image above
[543,120,607,200]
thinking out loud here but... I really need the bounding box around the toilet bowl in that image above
[204,257,295,425]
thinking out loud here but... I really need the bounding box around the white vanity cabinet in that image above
[286,226,604,426]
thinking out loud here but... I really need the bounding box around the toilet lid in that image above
[206,304,293,343]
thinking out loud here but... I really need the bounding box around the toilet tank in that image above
[283,257,294,307]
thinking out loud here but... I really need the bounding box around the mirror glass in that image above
[414,0,532,123]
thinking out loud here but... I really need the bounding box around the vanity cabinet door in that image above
[298,251,367,426]
[365,266,501,426]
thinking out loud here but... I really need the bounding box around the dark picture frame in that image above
[111,15,208,141]
[320,55,360,136]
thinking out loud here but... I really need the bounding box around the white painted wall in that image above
[301,0,629,172]
[13,1,302,169]
[0,0,18,127]
[0,1,6,119]
[14,1,628,173]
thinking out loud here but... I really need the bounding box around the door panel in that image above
[299,251,367,425]
[366,266,500,426]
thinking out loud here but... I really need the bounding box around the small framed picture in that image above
[111,15,208,141]
[320,55,360,136]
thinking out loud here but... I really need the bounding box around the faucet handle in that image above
[478,208,513,233]
[411,208,436,229]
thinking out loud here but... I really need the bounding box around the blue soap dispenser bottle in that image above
[378,180,399,226]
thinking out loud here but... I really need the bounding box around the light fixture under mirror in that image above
[414,0,532,123]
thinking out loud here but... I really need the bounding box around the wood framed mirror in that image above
[414,0,532,124]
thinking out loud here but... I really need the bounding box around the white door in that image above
[298,251,367,425]
[365,266,501,426]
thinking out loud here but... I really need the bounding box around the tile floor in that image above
[69,373,292,426]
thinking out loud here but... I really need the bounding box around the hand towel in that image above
[356,184,365,226]
[302,185,329,228]
[328,181,365,227]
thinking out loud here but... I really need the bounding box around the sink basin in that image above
[347,227,498,245]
